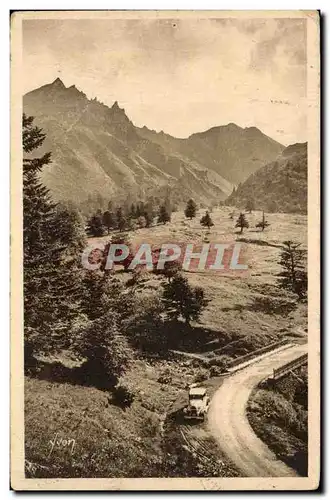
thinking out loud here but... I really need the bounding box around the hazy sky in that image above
[23,17,307,145]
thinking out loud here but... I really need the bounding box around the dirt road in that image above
[207,343,307,477]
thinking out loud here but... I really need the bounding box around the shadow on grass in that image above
[125,318,223,356]
[25,321,222,391]
[221,296,297,316]
[25,357,117,391]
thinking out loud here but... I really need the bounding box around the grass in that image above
[25,376,163,478]
[90,206,307,345]
[24,357,224,478]
[25,206,308,477]
[246,365,308,476]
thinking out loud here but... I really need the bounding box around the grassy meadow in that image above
[25,205,308,477]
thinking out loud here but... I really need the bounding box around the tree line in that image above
[87,199,172,237]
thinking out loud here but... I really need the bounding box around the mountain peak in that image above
[112,100,121,110]
[51,77,66,89]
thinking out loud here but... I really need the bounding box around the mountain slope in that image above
[23,79,284,205]
[137,123,284,185]
[225,142,307,214]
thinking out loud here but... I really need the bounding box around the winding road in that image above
[207,343,307,477]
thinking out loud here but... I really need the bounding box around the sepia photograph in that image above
[10,10,320,491]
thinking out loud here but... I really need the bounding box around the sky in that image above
[22,17,307,145]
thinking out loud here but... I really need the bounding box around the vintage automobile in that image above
[183,384,210,421]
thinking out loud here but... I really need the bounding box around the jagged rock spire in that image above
[52,77,65,88]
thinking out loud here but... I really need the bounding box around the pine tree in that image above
[23,115,85,360]
[235,212,249,234]
[277,241,307,300]
[136,201,145,218]
[158,204,171,224]
[73,312,133,389]
[144,200,155,227]
[81,271,114,321]
[162,274,209,325]
[52,203,86,253]
[184,199,197,220]
[129,203,137,219]
[102,210,115,234]
[87,213,105,237]
[200,210,214,229]
[245,199,255,213]
[116,207,127,232]
[162,261,182,283]
[256,211,270,232]
[23,114,57,361]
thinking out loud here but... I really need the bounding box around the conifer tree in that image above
[116,207,127,232]
[256,211,270,232]
[184,199,197,220]
[200,210,214,229]
[245,199,255,213]
[235,212,249,234]
[162,260,182,283]
[158,204,171,224]
[277,241,307,300]
[144,200,155,227]
[73,311,133,389]
[136,201,145,218]
[87,213,105,237]
[23,115,85,360]
[162,274,209,325]
[102,210,115,234]
[130,203,137,219]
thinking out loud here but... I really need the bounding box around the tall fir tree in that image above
[116,207,127,232]
[102,210,115,234]
[184,199,197,220]
[87,213,105,237]
[129,203,137,219]
[245,199,255,213]
[256,211,270,232]
[200,210,214,229]
[144,200,155,227]
[23,115,85,361]
[158,204,171,224]
[277,241,307,300]
[162,274,209,325]
[235,212,249,234]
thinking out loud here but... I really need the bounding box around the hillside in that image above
[25,206,307,478]
[23,78,283,205]
[138,123,284,185]
[225,143,307,214]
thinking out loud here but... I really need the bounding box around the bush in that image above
[193,368,209,383]
[112,384,135,409]
[157,367,172,384]
[209,365,223,377]
[208,355,232,372]
[140,414,160,438]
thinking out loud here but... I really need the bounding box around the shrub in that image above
[112,384,135,409]
[157,367,173,384]
[140,414,160,438]
[209,365,222,377]
[193,368,209,383]
[208,355,232,372]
